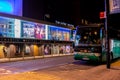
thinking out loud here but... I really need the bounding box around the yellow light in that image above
[84,36,87,39]
[94,31,97,35]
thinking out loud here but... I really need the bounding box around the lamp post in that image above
[104,0,110,69]
[44,14,50,21]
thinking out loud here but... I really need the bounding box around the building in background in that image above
[0,0,23,16]
[0,12,74,62]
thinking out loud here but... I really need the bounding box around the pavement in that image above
[0,56,120,80]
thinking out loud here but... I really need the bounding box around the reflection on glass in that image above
[44,45,51,55]
[66,45,70,53]
[74,46,102,53]
[76,27,100,44]
[0,16,15,38]
[48,25,70,41]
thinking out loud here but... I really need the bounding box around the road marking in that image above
[0,68,12,74]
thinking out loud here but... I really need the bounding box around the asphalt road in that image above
[0,56,120,80]
[0,55,98,76]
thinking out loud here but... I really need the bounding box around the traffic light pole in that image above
[104,0,110,69]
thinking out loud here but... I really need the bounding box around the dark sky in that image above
[23,0,104,26]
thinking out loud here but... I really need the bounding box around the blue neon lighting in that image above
[0,1,13,13]
[48,25,71,32]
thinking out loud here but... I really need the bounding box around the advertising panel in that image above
[21,21,35,38]
[34,24,46,39]
[21,21,46,39]
[0,16,15,37]
[48,25,70,41]
[65,45,70,53]
[109,0,120,14]
[25,45,33,56]
[44,44,51,55]
[71,30,76,41]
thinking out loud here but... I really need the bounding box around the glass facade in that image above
[110,39,120,58]
[0,16,71,40]
[0,15,73,62]
[0,16,15,37]
[48,25,71,41]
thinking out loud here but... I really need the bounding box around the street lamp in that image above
[44,14,50,21]
[104,0,110,69]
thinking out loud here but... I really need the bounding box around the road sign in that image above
[100,11,106,19]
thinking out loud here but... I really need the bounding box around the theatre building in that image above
[0,13,74,62]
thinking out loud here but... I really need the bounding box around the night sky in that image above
[23,0,104,26]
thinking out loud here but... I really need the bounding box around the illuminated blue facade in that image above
[0,0,22,16]
[0,16,71,41]
[48,25,71,41]
[0,1,13,13]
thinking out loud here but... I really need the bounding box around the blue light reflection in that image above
[0,1,13,13]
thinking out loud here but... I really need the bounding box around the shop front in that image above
[0,13,74,62]
[0,37,74,62]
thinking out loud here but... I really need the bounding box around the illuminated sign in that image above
[15,19,21,38]
[34,23,46,39]
[21,21,46,39]
[48,25,70,41]
[0,16,15,37]
[99,12,106,19]
[109,0,120,14]
[0,1,13,13]
[55,20,74,27]
[0,0,22,16]
[21,21,35,38]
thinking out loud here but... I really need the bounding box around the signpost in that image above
[103,0,120,69]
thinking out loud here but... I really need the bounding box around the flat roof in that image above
[0,12,73,29]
